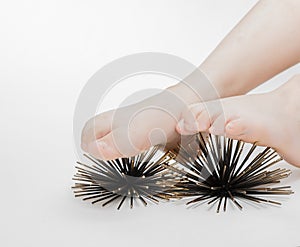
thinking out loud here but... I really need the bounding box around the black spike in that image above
[169,133,293,213]
[72,146,181,209]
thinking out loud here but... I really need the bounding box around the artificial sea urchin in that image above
[72,145,180,210]
[166,133,293,213]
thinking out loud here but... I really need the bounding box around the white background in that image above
[1,0,300,247]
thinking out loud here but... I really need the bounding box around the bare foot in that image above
[176,75,300,167]
[81,71,222,160]
[81,90,181,160]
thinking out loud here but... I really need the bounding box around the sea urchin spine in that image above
[72,146,180,209]
[166,133,293,213]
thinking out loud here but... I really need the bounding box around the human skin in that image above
[81,0,300,165]
[177,75,300,167]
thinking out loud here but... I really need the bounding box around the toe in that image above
[81,110,114,152]
[176,100,224,135]
[87,126,154,160]
[195,107,212,131]
[176,103,207,135]
[208,114,226,135]
[176,103,213,135]
[87,139,120,160]
[225,119,247,138]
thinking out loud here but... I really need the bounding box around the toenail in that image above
[96,140,108,148]
[183,119,199,132]
[226,122,234,130]
[81,142,88,151]
[226,120,241,132]
[197,118,209,131]
[177,119,185,132]
[87,140,109,157]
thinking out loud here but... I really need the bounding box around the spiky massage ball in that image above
[72,146,179,210]
[166,133,293,213]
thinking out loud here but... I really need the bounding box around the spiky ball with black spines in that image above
[166,133,293,213]
[72,146,180,210]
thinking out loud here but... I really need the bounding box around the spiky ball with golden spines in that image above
[72,146,180,210]
[166,133,293,213]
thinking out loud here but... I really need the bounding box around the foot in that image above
[81,90,181,160]
[176,75,300,167]
[81,73,220,160]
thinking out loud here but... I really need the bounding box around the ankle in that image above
[274,75,300,114]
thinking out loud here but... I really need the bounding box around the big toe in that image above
[81,110,115,152]
[225,119,248,138]
[86,123,170,160]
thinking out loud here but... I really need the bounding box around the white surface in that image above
[1,0,300,247]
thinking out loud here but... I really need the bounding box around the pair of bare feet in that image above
[80,1,300,167]
[81,74,300,168]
